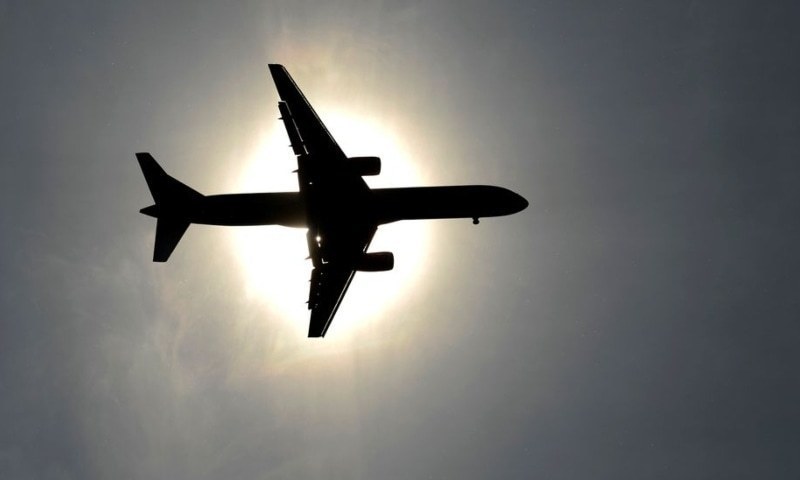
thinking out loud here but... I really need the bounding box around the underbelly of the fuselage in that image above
[372,186,524,223]
[189,185,523,228]
[192,193,307,227]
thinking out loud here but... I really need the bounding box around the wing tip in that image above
[308,307,334,338]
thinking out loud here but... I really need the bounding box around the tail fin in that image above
[136,153,204,262]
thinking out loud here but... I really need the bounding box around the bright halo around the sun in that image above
[230,111,431,336]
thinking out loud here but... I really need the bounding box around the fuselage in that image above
[172,185,528,228]
[372,186,527,224]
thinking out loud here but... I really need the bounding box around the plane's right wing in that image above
[306,265,356,337]
[305,223,377,337]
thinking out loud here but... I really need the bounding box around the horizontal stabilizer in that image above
[136,152,203,209]
[137,152,203,262]
[153,217,191,262]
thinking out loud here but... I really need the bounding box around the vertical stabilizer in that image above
[136,153,204,262]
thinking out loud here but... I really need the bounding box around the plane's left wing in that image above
[268,64,343,160]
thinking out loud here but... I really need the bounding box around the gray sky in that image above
[2,1,799,478]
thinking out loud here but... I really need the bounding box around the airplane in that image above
[137,64,528,337]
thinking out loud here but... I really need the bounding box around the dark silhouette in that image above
[138,64,528,337]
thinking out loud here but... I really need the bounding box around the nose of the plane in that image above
[510,191,529,213]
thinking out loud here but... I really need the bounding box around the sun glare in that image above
[230,111,430,336]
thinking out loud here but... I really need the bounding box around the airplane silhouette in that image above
[138,64,528,337]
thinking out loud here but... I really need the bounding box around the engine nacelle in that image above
[356,252,394,272]
[348,156,381,176]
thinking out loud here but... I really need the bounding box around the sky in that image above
[1,1,799,478]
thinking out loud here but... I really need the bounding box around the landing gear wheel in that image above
[472,217,480,225]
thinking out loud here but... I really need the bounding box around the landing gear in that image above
[472,217,480,225]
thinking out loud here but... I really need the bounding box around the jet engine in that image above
[348,156,381,176]
[356,252,394,272]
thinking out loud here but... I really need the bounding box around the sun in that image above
[229,111,430,336]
